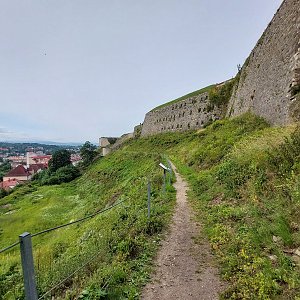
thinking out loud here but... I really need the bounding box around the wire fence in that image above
[32,199,126,238]
[0,160,173,300]
[37,251,101,300]
[1,199,127,300]
[0,200,126,255]
[0,240,20,254]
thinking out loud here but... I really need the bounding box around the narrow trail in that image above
[142,163,225,300]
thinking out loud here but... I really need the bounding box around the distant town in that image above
[0,142,82,191]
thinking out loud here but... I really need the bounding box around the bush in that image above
[0,188,8,199]
[38,165,81,185]
[216,159,253,197]
[0,161,11,180]
[268,125,300,175]
[209,79,235,107]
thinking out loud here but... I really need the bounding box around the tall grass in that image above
[168,115,300,299]
[2,112,300,299]
[0,149,176,299]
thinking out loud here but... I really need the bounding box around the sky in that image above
[0,0,283,144]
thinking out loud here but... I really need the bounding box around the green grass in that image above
[121,113,300,299]
[150,84,215,111]
[2,112,300,299]
[0,147,176,299]
[168,116,300,299]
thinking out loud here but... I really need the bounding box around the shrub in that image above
[209,79,235,107]
[39,165,80,185]
[0,188,8,199]
[268,125,300,175]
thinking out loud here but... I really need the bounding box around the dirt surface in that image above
[141,164,225,300]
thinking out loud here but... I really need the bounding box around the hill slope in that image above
[0,147,176,299]
[126,112,300,299]
[1,113,300,299]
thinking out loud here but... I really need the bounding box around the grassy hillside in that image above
[170,119,300,299]
[2,112,300,299]
[0,148,176,299]
[124,113,300,299]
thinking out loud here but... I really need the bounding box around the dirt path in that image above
[141,163,225,300]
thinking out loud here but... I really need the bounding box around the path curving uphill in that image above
[142,163,225,300]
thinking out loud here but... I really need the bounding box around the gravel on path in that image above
[141,163,226,300]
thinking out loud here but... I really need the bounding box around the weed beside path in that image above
[142,162,225,299]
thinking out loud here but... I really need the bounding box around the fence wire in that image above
[0,240,20,254]
[32,199,126,238]
[0,199,126,255]
[38,251,100,300]
[0,171,170,299]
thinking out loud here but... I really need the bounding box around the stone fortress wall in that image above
[101,0,298,142]
[140,0,299,137]
[141,91,222,136]
[99,133,134,156]
[227,0,300,125]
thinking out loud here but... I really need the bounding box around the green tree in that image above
[34,164,80,185]
[80,141,98,167]
[41,165,80,185]
[48,149,71,172]
[0,161,11,180]
[0,188,8,199]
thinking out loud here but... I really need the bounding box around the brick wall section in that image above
[227,0,300,125]
[141,92,222,136]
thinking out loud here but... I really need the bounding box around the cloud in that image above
[0,127,30,142]
[0,127,14,134]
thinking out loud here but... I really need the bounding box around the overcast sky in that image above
[0,0,282,144]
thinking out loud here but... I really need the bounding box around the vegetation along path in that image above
[142,163,225,299]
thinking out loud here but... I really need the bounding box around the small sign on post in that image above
[159,163,171,193]
[167,160,172,185]
[19,232,38,300]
